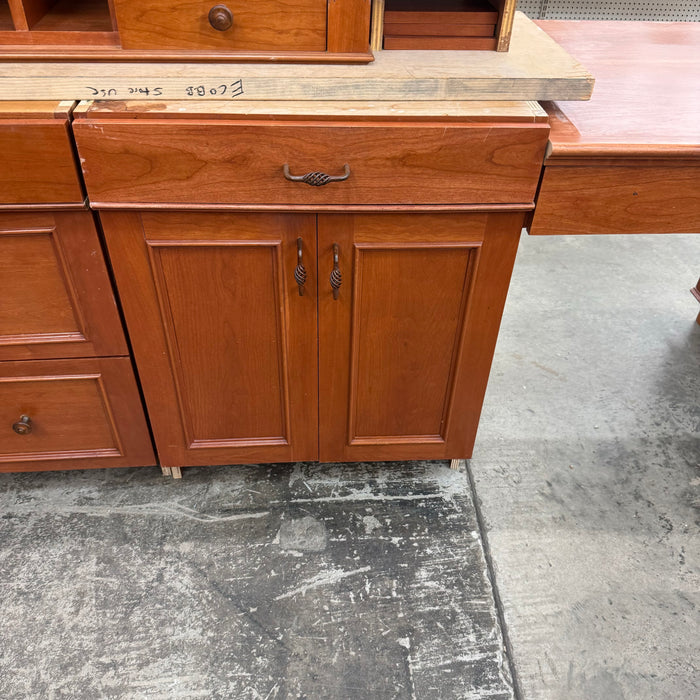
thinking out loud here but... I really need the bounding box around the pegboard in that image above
[516,1,700,21]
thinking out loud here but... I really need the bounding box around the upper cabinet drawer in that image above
[74,119,549,206]
[114,0,327,51]
[0,104,83,205]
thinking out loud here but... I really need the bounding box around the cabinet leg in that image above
[692,278,700,325]
[450,459,465,471]
[171,467,183,479]
[161,466,171,476]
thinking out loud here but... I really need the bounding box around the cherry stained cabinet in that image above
[0,101,155,472]
[99,209,522,467]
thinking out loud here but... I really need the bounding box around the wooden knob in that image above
[208,5,233,31]
[12,415,32,435]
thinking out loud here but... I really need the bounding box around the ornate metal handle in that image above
[283,164,351,187]
[12,415,32,435]
[294,237,307,296]
[208,4,233,31]
[330,243,342,300]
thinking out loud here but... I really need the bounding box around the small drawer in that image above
[113,0,327,51]
[0,105,83,205]
[75,119,549,206]
[0,357,155,472]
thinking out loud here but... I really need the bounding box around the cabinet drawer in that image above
[75,120,549,206]
[0,211,128,361]
[0,358,155,472]
[114,0,327,51]
[0,119,83,204]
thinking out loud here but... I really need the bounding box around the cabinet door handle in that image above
[12,415,32,435]
[283,163,350,187]
[330,243,342,300]
[208,5,234,31]
[294,237,307,296]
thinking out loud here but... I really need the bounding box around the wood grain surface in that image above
[0,211,128,360]
[0,357,155,471]
[531,21,700,236]
[318,211,524,462]
[74,119,549,206]
[0,119,83,204]
[99,211,319,467]
[538,20,700,156]
[114,0,326,51]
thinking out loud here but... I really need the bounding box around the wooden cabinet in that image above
[75,102,548,469]
[0,0,371,61]
[97,209,524,467]
[0,102,155,472]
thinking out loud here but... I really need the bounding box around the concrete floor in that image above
[0,231,698,699]
[471,231,700,699]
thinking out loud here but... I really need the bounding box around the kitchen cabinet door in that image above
[100,211,319,467]
[318,212,523,462]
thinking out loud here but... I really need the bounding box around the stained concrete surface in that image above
[0,461,512,699]
[470,232,700,699]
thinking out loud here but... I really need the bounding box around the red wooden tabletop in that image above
[536,20,700,159]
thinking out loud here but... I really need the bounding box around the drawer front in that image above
[531,165,700,235]
[75,121,549,206]
[114,0,327,51]
[0,211,128,361]
[0,120,83,204]
[0,358,155,472]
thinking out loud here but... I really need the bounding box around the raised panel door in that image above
[318,211,524,462]
[99,211,318,467]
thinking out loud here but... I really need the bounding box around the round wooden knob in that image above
[208,5,233,31]
[12,415,32,435]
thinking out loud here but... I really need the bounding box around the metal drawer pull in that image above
[12,415,32,435]
[294,237,307,296]
[208,5,233,31]
[283,163,351,187]
[330,243,342,300]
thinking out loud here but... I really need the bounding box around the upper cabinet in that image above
[0,0,521,61]
[0,0,372,61]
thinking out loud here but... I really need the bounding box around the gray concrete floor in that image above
[471,231,700,699]
[0,231,698,699]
